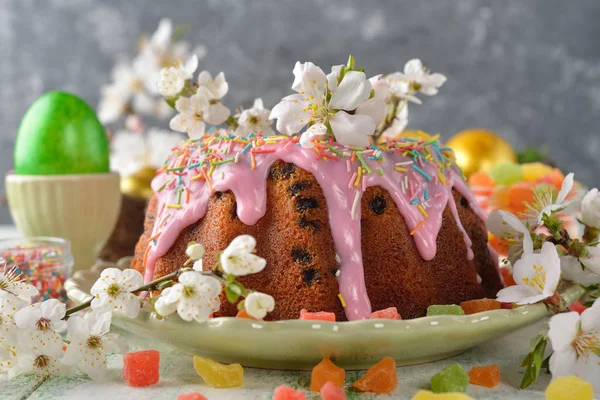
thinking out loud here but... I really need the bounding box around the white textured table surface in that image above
[0,226,594,399]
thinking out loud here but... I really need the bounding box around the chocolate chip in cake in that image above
[369,195,387,215]
[291,248,312,264]
[301,268,320,287]
[280,163,296,179]
[214,191,224,200]
[295,197,319,212]
[288,181,310,196]
[297,216,320,231]
[231,201,238,220]
[460,196,469,208]
[268,165,278,180]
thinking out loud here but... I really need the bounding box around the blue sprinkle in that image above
[227,134,236,139]
[424,189,429,200]
[296,142,301,146]
[178,176,183,185]
[368,156,382,160]
[207,126,215,133]
[187,162,201,170]
[438,147,452,151]
[404,137,419,142]
[248,132,255,138]
[411,198,419,205]
[412,165,432,181]
[433,147,445,162]
[241,143,253,154]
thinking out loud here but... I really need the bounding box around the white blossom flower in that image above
[244,292,275,320]
[496,242,561,305]
[0,264,39,302]
[385,73,421,104]
[561,255,600,286]
[186,242,205,261]
[356,75,389,127]
[169,87,231,139]
[154,271,221,322]
[8,348,70,380]
[234,98,275,137]
[14,299,66,358]
[220,235,267,277]
[487,210,534,265]
[157,55,198,97]
[548,299,600,392]
[581,188,600,229]
[270,61,379,148]
[62,311,127,381]
[522,173,576,225]
[381,102,409,138]
[0,292,28,349]
[90,268,143,318]
[393,59,447,97]
[197,71,229,100]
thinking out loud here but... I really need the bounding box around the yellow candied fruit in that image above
[545,376,594,400]
[412,390,475,400]
[192,356,244,388]
[522,162,554,182]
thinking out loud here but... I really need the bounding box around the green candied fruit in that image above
[488,162,523,186]
[430,363,470,393]
[426,305,465,316]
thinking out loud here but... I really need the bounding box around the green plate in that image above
[65,259,584,370]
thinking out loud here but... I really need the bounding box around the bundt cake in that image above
[131,133,504,321]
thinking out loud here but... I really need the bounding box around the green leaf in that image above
[520,332,549,389]
[346,54,355,70]
[225,281,244,303]
[165,96,178,109]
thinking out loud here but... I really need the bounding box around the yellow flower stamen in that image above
[522,264,546,292]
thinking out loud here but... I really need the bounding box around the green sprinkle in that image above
[327,145,344,157]
[210,157,235,166]
[426,304,465,316]
[355,152,372,174]
[177,187,183,205]
[376,167,384,176]
[157,179,172,193]
[166,166,185,172]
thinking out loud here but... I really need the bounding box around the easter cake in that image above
[130,58,504,321]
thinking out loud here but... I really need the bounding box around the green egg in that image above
[14,91,109,175]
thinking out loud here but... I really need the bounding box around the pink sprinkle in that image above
[227,140,234,154]
[284,140,293,151]
[409,180,415,197]
[157,203,166,219]
[362,175,367,191]
[434,192,444,199]
[348,172,357,189]
[418,157,425,168]
[346,159,351,172]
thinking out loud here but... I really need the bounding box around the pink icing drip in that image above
[145,139,486,320]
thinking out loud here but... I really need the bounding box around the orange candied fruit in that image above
[273,385,306,400]
[310,358,345,392]
[507,181,535,214]
[299,309,336,322]
[369,307,402,320]
[320,381,347,400]
[469,171,495,190]
[177,393,208,400]
[236,309,262,320]
[499,267,516,287]
[468,364,501,388]
[352,357,398,394]
[460,299,501,315]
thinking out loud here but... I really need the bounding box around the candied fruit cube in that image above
[522,162,554,182]
[411,390,475,399]
[273,385,307,400]
[352,357,397,394]
[469,172,495,188]
[460,299,501,315]
[122,350,160,387]
[310,358,345,392]
[426,305,465,317]
[545,376,594,400]
[507,181,535,213]
[236,309,262,320]
[369,307,402,320]
[320,381,347,400]
[569,301,588,315]
[177,393,208,400]
[467,364,501,388]
[489,162,523,186]
[299,309,336,321]
[193,356,244,388]
[430,364,470,393]
[499,267,516,287]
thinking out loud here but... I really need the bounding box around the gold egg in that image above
[120,167,157,200]
[446,129,517,178]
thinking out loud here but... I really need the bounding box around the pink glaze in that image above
[145,136,487,321]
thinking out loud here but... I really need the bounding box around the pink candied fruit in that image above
[177,393,208,400]
[273,385,307,400]
[369,307,402,320]
[569,301,588,315]
[299,309,336,322]
[320,381,347,400]
[123,350,160,387]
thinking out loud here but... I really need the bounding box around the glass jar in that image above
[0,237,74,303]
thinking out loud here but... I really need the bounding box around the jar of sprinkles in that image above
[0,237,73,302]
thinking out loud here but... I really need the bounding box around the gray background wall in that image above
[1,0,599,224]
